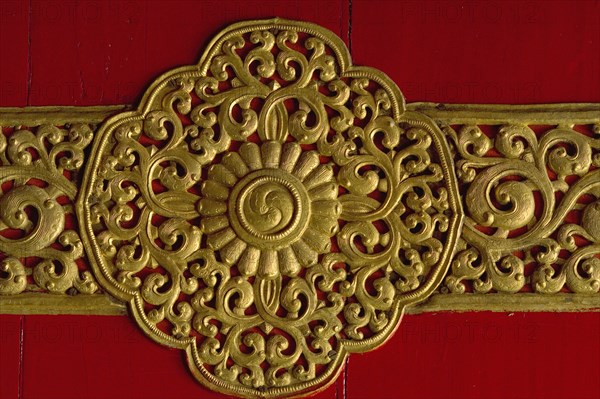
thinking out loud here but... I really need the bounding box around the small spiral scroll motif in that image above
[235,173,301,238]
[0,123,98,295]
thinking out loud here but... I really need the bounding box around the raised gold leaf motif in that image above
[0,121,99,296]
[77,19,461,397]
[0,18,598,399]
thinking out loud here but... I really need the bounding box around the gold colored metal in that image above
[76,18,461,398]
[414,102,600,296]
[0,18,598,399]
[0,292,126,315]
[0,105,128,297]
[408,293,600,314]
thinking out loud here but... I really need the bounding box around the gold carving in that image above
[0,119,98,295]
[201,141,340,278]
[411,103,600,296]
[0,19,598,399]
[77,19,460,397]
[451,122,600,294]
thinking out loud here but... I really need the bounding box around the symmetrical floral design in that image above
[1,16,598,399]
[78,19,460,398]
[200,140,341,278]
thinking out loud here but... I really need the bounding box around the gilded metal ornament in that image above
[78,19,461,397]
[0,18,598,399]
[412,103,600,296]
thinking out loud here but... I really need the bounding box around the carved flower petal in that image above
[220,237,247,265]
[238,245,261,276]
[239,142,262,171]
[291,239,318,267]
[206,227,236,250]
[259,249,279,278]
[279,142,302,172]
[293,151,320,180]
[261,140,282,168]
[221,152,250,178]
[200,215,229,234]
[278,246,301,277]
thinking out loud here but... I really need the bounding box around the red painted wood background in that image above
[1,1,599,398]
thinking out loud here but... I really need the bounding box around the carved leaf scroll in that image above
[78,19,461,398]
[0,122,99,296]
[2,17,598,399]
[442,122,600,295]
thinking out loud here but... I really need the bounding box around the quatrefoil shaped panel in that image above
[78,18,463,398]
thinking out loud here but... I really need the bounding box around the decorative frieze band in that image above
[1,19,598,399]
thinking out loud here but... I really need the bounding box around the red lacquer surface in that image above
[1,1,599,398]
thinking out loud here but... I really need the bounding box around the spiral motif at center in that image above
[229,169,311,249]
[75,19,467,399]
[240,179,295,235]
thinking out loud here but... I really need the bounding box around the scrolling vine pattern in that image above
[1,17,598,399]
[443,122,600,294]
[79,20,460,397]
[0,123,98,295]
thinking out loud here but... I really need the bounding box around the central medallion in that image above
[199,140,340,278]
[78,19,462,398]
[230,168,309,245]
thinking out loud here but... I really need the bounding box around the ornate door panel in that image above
[0,1,599,399]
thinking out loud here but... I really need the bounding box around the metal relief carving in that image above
[446,121,600,295]
[409,104,600,296]
[0,18,598,399]
[0,117,99,295]
[78,19,461,397]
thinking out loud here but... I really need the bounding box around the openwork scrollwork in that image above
[1,16,598,399]
[78,19,461,397]
[442,122,600,294]
[0,123,98,295]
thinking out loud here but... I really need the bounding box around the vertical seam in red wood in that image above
[342,0,354,399]
[18,316,24,399]
[26,0,32,106]
[343,357,349,399]
[342,2,351,395]
[21,0,30,389]
[344,1,351,396]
